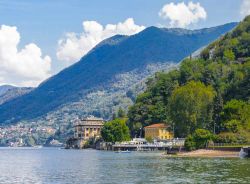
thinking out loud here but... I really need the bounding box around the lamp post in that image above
[139,127,142,138]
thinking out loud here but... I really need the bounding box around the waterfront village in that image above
[0,115,181,149]
[67,116,190,151]
[1,115,249,158]
[0,115,184,149]
[65,116,249,157]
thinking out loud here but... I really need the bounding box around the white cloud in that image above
[241,0,250,17]
[0,25,51,87]
[56,18,145,63]
[159,1,207,28]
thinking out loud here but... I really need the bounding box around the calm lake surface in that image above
[0,148,249,184]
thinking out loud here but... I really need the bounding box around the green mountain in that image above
[128,16,250,143]
[0,23,237,125]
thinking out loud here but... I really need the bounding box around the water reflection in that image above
[0,148,249,184]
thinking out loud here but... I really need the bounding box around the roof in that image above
[82,115,104,121]
[144,123,169,129]
[74,116,104,126]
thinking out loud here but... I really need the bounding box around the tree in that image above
[127,70,179,136]
[184,135,196,151]
[117,107,126,118]
[221,99,250,128]
[169,81,215,137]
[212,91,224,133]
[184,129,213,150]
[180,58,205,84]
[193,129,213,149]
[224,119,241,133]
[101,118,130,142]
[223,49,235,61]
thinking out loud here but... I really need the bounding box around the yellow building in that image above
[74,116,104,140]
[144,123,173,140]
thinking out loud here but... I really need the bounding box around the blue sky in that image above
[0,0,248,86]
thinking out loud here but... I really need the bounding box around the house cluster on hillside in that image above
[0,124,56,147]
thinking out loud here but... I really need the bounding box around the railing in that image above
[207,142,250,148]
[113,144,169,148]
[113,138,185,148]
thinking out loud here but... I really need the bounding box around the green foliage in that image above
[169,81,215,137]
[24,136,36,146]
[193,129,213,149]
[185,129,213,150]
[145,136,153,143]
[128,70,179,136]
[180,59,205,83]
[215,132,238,143]
[128,16,250,141]
[223,49,235,61]
[117,107,126,118]
[184,135,196,151]
[224,119,241,133]
[101,118,130,143]
[215,131,249,144]
[221,99,250,130]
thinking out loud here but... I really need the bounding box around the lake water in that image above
[0,148,249,184]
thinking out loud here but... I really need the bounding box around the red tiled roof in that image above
[144,123,169,129]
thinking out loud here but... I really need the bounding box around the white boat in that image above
[33,145,43,149]
[115,150,131,153]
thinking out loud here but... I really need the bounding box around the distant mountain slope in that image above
[0,85,15,96]
[0,86,33,105]
[0,23,237,124]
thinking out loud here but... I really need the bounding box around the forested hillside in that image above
[0,23,237,124]
[128,16,250,144]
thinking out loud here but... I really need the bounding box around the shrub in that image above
[224,119,241,133]
[215,132,238,143]
[193,129,213,149]
[185,129,213,151]
[101,118,130,143]
[184,135,196,151]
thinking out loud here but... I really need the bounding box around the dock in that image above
[111,138,185,151]
[112,144,170,151]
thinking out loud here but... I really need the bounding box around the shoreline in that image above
[170,149,239,158]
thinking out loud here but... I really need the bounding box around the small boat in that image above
[121,150,131,153]
[115,150,131,153]
[33,145,43,149]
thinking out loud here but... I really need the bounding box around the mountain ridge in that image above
[0,85,33,105]
[0,22,237,124]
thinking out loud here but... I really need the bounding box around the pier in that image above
[112,138,185,151]
[112,143,170,151]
